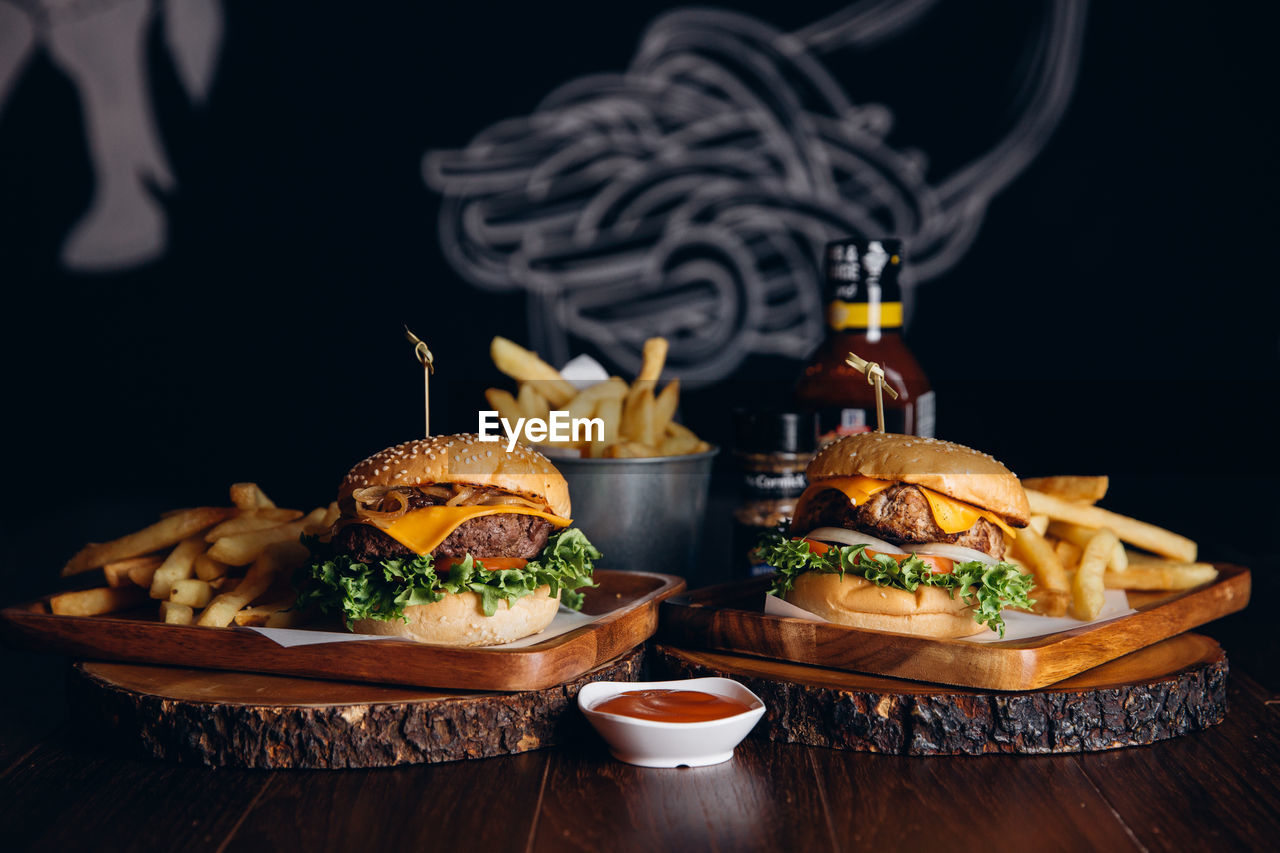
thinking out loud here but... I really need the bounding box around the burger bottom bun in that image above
[353,585,560,646]
[784,572,987,639]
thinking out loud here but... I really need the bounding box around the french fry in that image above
[1009,524,1069,592]
[1070,528,1116,620]
[1028,514,1050,536]
[204,509,303,541]
[169,578,214,608]
[230,482,277,509]
[571,376,628,406]
[193,552,231,581]
[596,398,622,447]
[653,379,679,437]
[50,586,147,617]
[484,388,524,427]
[62,506,235,576]
[637,337,668,383]
[197,541,307,627]
[1105,557,1218,590]
[604,441,661,459]
[319,501,341,530]
[622,387,657,446]
[516,382,552,423]
[489,337,577,406]
[103,555,162,588]
[1018,586,1070,618]
[206,507,326,566]
[1048,521,1128,571]
[659,431,700,456]
[149,535,208,599]
[1020,476,1109,504]
[233,595,301,628]
[1025,489,1197,562]
[128,560,162,588]
[159,601,194,625]
[1053,539,1082,570]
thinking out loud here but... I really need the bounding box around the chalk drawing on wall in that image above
[0,0,223,271]
[425,0,1088,382]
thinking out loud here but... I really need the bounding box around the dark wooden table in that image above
[2,643,1278,853]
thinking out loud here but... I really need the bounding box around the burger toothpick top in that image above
[755,432,1036,637]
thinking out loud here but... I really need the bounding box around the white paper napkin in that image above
[763,588,1134,643]
[242,605,599,648]
[559,354,611,388]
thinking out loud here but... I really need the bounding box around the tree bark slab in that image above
[69,646,644,768]
[653,634,1227,755]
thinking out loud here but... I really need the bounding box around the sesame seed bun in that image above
[353,586,561,646]
[784,571,986,638]
[338,434,571,518]
[806,433,1030,527]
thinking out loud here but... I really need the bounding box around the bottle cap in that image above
[733,409,818,454]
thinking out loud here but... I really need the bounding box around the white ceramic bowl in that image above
[577,677,766,768]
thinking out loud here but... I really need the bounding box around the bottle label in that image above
[826,300,903,331]
[739,470,807,501]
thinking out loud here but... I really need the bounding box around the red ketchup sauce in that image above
[590,689,755,723]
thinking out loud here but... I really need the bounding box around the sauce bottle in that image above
[731,409,817,577]
[795,238,935,443]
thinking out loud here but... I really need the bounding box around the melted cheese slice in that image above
[382,506,572,556]
[794,476,1017,538]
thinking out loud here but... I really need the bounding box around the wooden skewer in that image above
[845,352,898,432]
[405,326,435,436]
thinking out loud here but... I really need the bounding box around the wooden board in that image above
[0,570,682,692]
[68,646,646,768]
[653,633,1228,755]
[658,564,1249,690]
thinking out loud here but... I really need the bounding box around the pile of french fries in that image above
[54,483,337,628]
[485,335,712,458]
[1007,475,1216,620]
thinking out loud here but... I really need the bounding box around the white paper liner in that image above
[763,588,1134,643]
[242,604,599,648]
[559,354,611,388]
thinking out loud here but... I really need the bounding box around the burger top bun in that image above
[338,434,571,518]
[353,585,561,646]
[806,432,1030,528]
[784,571,987,639]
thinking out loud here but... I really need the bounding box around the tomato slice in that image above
[798,538,954,574]
[444,556,529,571]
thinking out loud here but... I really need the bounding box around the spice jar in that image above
[731,409,817,577]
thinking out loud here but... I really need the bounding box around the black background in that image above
[1,2,1277,682]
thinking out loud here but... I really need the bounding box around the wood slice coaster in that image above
[68,646,644,769]
[653,633,1228,755]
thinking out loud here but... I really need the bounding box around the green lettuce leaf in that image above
[295,527,600,626]
[752,533,1035,637]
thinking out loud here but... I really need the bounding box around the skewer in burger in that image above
[296,434,599,646]
[754,432,1035,637]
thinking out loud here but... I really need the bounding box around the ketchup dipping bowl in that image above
[577,677,766,767]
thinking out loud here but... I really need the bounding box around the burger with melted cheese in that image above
[755,432,1035,637]
[296,434,599,646]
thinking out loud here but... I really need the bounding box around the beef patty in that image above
[330,488,554,564]
[791,482,1006,559]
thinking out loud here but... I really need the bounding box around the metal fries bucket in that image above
[553,447,719,574]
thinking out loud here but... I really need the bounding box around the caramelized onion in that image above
[351,486,410,523]
[446,486,476,506]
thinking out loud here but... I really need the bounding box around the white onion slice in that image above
[909,542,998,565]
[803,527,906,555]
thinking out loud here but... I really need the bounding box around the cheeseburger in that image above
[296,434,599,646]
[755,432,1034,637]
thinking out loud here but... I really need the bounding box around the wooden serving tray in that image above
[0,570,683,692]
[657,564,1249,691]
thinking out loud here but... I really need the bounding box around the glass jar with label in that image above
[795,238,935,444]
[731,409,817,578]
